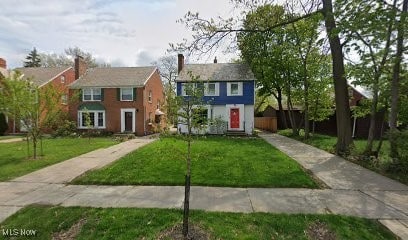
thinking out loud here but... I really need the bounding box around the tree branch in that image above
[215,9,323,33]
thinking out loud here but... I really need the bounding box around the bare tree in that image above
[152,55,178,125]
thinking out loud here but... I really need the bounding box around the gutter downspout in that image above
[352,116,357,138]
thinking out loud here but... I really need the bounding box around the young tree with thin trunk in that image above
[175,73,208,239]
[1,72,65,159]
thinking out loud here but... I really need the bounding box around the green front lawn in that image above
[0,138,117,181]
[74,136,318,188]
[278,130,407,184]
[278,129,390,156]
[0,206,395,239]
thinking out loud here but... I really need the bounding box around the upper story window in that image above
[181,83,201,96]
[204,82,219,96]
[148,90,152,102]
[61,94,68,105]
[61,75,65,83]
[227,82,243,96]
[157,100,160,109]
[121,88,133,101]
[83,88,101,101]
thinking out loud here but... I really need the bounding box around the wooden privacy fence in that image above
[255,117,277,133]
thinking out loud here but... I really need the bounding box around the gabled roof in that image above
[347,81,373,99]
[15,67,71,87]
[176,63,255,82]
[70,66,157,88]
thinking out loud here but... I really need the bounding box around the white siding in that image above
[178,104,254,135]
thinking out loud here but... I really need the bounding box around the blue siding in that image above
[176,81,254,105]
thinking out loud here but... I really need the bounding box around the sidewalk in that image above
[0,133,407,239]
[0,137,156,223]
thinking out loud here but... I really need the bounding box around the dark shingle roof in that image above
[176,63,255,82]
[15,67,71,87]
[70,67,157,88]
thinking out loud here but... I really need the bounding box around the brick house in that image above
[1,58,76,133]
[69,66,164,136]
[0,58,8,79]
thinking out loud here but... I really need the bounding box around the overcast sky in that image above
[0,0,239,69]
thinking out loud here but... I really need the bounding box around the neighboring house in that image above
[0,58,8,79]
[15,66,76,109]
[176,54,255,135]
[264,82,383,138]
[69,66,164,136]
[2,58,76,133]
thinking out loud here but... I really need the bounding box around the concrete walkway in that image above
[0,133,407,239]
[0,137,25,143]
[0,137,156,222]
[259,133,408,239]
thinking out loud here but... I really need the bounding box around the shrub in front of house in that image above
[52,120,77,137]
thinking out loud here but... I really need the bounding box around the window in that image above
[231,84,239,94]
[205,82,219,96]
[61,94,68,105]
[157,100,160,109]
[61,75,65,83]
[78,111,105,128]
[181,83,193,96]
[83,88,101,101]
[148,90,152,102]
[193,108,208,125]
[121,88,133,101]
[227,82,243,96]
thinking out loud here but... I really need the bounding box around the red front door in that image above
[230,108,240,129]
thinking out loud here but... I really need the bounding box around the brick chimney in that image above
[75,55,87,80]
[0,58,6,69]
[177,54,184,74]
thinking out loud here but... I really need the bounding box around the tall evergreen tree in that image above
[23,47,41,67]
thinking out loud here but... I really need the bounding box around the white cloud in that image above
[0,0,238,68]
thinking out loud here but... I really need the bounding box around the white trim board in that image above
[120,108,136,132]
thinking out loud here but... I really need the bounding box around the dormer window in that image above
[83,88,101,101]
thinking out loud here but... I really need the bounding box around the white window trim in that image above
[181,83,198,96]
[148,90,152,103]
[60,75,65,83]
[61,94,68,105]
[82,88,102,102]
[227,82,243,96]
[78,110,106,129]
[120,88,133,101]
[121,108,136,132]
[204,82,219,96]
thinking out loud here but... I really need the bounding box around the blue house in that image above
[176,54,255,135]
